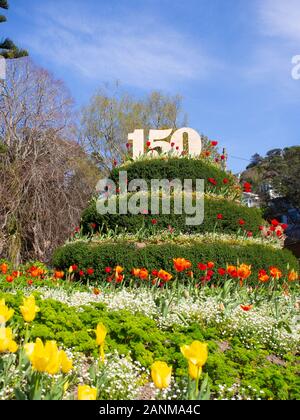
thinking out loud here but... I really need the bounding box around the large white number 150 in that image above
[128,128,202,159]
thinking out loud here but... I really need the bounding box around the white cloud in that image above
[19,3,217,90]
[259,0,300,43]
[239,0,300,99]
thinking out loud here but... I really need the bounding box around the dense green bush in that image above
[111,158,237,193]
[81,195,263,235]
[52,240,298,283]
[2,292,299,400]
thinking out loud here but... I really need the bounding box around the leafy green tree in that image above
[0,0,28,58]
[241,146,300,208]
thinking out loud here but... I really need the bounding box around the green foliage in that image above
[111,157,237,193]
[0,2,28,59]
[242,146,300,209]
[2,291,299,400]
[81,194,263,236]
[52,239,298,283]
[0,1,9,9]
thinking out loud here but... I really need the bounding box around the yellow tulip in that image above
[20,295,40,322]
[188,361,202,380]
[24,342,35,358]
[8,339,18,353]
[60,350,73,374]
[180,341,208,368]
[77,385,97,400]
[26,338,53,373]
[25,338,72,375]
[0,299,14,324]
[44,341,61,375]
[0,327,18,353]
[95,323,107,346]
[151,361,172,389]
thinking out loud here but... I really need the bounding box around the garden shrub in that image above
[81,194,263,235]
[52,240,298,284]
[111,157,237,193]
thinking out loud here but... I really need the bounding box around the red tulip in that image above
[240,304,253,312]
[208,178,217,186]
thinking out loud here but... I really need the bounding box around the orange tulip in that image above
[288,270,298,282]
[237,264,251,280]
[0,263,8,275]
[138,268,149,280]
[131,268,140,277]
[173,258,192,272]
[269,266,282,279]
[131,268,149,280]
[115,266,124,274]
[259,274,269,283]
[54,271,64,279]
[158,270,173,282]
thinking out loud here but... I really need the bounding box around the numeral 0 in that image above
[128,128,202,159]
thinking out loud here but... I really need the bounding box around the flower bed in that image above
[52,241,298,285]
[0,282,299,400]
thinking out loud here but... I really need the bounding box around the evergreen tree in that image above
[246,153,263,169]
[0,0,28,58]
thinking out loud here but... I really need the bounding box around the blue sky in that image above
[3,0,300,172]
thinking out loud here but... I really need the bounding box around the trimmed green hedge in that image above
[111,157,237,193]
[81,195,264,235]
[52,240,298,283]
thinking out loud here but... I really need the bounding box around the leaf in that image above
[14,388,27,400]
[198,374,211,401]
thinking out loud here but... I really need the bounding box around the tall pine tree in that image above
[0,0,28,58]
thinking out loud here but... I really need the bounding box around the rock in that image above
[135,242,147,249]
[217,341,231,352]
[266,355,286,366]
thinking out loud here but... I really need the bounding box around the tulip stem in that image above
[195,375,200,399]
